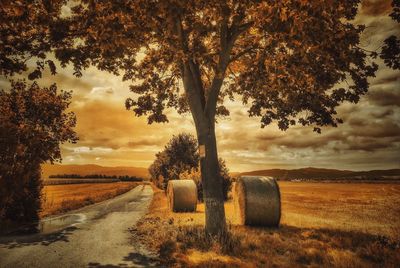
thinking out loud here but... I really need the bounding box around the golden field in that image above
[41,182,141,217]
[136,182,400,267]
[280,182,400,237]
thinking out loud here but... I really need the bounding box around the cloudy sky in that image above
[1,0,399,172]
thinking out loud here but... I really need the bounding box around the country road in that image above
[0,185,159,268]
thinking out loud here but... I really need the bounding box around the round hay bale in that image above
[234,176,281,226]
[167,179,197,212]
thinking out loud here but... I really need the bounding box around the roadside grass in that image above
[135,183,400,267]
[41,182,141,217]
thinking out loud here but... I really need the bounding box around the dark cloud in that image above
[348,121,400,138]
[348,117,368,127]
[255,129,342,150]
[361,0,392,16]
[368,89,400,107]
[370,108,394,118]
[345,137,399,151]
[127,137,165,148]
[373,73,399,86]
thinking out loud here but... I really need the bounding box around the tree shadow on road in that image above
[88,252,161,268]
[0,226,77,249]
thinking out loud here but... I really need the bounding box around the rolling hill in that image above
[42,164,400,182]
[239,167,400,180]
[41,164,149,179]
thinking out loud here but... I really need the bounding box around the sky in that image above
[1,0,399,172]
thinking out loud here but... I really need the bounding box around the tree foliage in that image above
[23,0,377,133]
[149,133,199,189]
[149,133,232,201]
[179,159,233,202]
[1,1,384,130]
[380,0,400,70]
[0,81,77,222]
[0,0,66,78]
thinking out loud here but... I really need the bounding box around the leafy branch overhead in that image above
[1,1,398,132]
[380,0,400,70]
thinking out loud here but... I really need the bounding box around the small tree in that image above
[0,81,77,222]
[150,133,232,200]
[148,151,170,189]
[149,133,200,189]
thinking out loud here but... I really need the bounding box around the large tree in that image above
[2,0,398,235]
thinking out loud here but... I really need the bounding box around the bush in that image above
[149,133,233,201]
[149,133,199,189]
[2,163,43,223]
[179,158,233,202]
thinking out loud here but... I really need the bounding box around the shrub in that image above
[149,133,199,189]
[149,133,233,201]
[179,158,233,202]
[3,165,43,222]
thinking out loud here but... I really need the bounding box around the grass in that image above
[41,182,141,217]
[279,182,400,238]
[135,182,400,267]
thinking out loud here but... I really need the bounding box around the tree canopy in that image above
[0,0,66,78]
[149,133,232,201]
[380,0,400,70]
[149,133,200,189]
[0,80,77,222]
[1,1,385,131]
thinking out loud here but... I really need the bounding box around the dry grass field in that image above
[280,182,400,238]
[135,182,400,267]
[41,182,141,217]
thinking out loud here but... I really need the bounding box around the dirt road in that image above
[0,185,158,268]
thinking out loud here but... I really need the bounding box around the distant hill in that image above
[41,164,149,179]
[41,164,400,182]
[239,167,400,181]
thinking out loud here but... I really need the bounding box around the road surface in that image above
[0,185,159,268]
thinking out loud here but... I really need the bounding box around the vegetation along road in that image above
[0,185,157,268]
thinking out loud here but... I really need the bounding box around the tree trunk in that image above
[181,60,227,235]
[197,120,226,236]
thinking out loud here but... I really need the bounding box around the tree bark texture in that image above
[197,121,226,235]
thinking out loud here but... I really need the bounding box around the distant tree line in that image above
[49,174,144,182]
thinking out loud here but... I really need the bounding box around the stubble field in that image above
[41,182,141,217]
[280,182,400,237]
[136,181,400,267]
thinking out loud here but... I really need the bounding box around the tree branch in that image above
[174,15,206,125]
[205,20,253,119]
[188,59,206,108]
[230,46,256,63]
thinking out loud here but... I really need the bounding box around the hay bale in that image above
[167,179,197,212]
[234,176,281,226]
